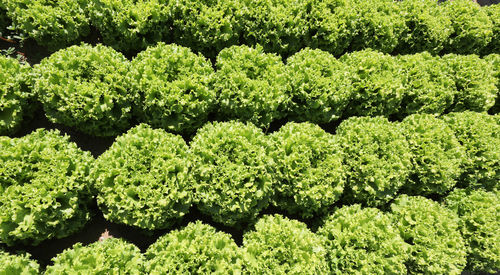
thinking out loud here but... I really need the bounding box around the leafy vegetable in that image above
[129,43,216,134]
[401,114,465,196]
[444,0,493,54]
[285,48,353,124]
[238,0,309,57]
[270,122,345,218]
[317,204,408,274]
[4,0,89,50]
[442,112,499,191]
[0,129,93,246]
[0,3,9,33]
[349,0,405,53]
[445,189,500,274]
[336,116,412,206]
[45,238,145,274]
[92,124,191,230]
[214,45,288,129]
[390,195,467,275]
[145,221,244,274]
[443,54,497,112]
[189,121,274,226]
[0,56,34,135]
[89,0,171,53]
[0,251,39,275]
[397,52,456,117]
[168,0,243,58]
[484,4,500,54]
[243,214,329,274]
[306,0,355,56]
[396,0,452,54]
[340,49,404,117]
[34,44,132,137]
[485,53,500,114]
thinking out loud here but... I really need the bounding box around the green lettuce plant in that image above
[485,53,500,114]
[243,214,330,274]
[349,0,406,53]
[269,122,345,218]
[92,124,192,230]
[336,116,412,206]
[129,43,216,134]
[0,56,34,135]
[214,45,288,129]
[390,195,467,275]
[443,0,493,54]
[445,189,500,274]
[89,0,171,53]
[396,0,452,54]
[145,221,244,274]
[484,4,500,54]
[168,0,243,58]
[0,3,8,33]
[317,204,408,274]
[306,0,355,56]
[45,238,145,274]
[442,112,499,191]
[189,121,274,226]
[0,129,94,246]
[34,44,132,137]
[401,114,465,196]
[4,0,89,50]
[340,49,404,117]
[0,251,39,275]
[238,0,309,57]
[443,54,497,112]
[285,48,353,124]
[397,52,456,117]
